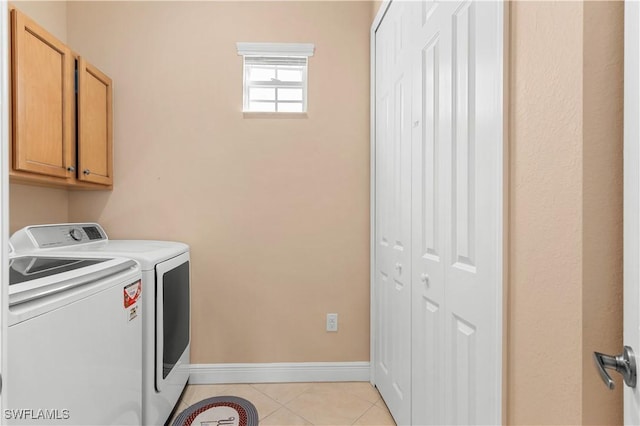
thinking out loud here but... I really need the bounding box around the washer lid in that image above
[9,257,112,285]
[8,256,138,306]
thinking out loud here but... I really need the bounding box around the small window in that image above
[237,43,315,113]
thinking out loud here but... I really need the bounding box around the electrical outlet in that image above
[326,313,338,332]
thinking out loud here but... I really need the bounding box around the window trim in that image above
[237,42,315,113]
[237,42,315,57]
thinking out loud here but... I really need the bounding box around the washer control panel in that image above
[10,223,108,251]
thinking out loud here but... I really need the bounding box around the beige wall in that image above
[582,2,624,424]
[65,1,372,364]
[508,1,623,424]
[9,2,70,234]
[9,184,69,234]
[11,0,66,41]
[508,3,584,422]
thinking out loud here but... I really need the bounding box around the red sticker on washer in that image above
[124,280,142,308]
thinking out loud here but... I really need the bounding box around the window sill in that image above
[242,112,308,119]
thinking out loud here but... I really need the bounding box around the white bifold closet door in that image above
[374,1,503,425]
[374,1,413,425]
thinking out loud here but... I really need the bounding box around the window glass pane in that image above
[249,87,276,101]
[243,54,308,113]
[249,67,276,82]
[277,68,303,82]
[278,88,303,101]
[278,102,304,113]
[249,102,276,112]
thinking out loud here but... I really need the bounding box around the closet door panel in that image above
[374,1,413,424]
[444,2,502,424]
[375,89,392,380]
[410,1,453,424]
[446,2,482,423]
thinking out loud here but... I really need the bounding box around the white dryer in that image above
[11,224,191,426]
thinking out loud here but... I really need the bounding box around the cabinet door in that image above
[77,57,113,186]
[11,9,74,179]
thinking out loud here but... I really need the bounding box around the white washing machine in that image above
[11,224,191,426]
[7,242,143,425]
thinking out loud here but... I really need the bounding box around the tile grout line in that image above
[249,382,318,409]
[248,383,316,423]
[323,383,385,406]
[279,404,316,426]
[239,383,284,421]
[278,384,339,426]
[248,383,293,408]
[350,401,377,426]
[277,386,316,425]
[284,404,315,426]
[282,384,377,426]
[248,383,282,402]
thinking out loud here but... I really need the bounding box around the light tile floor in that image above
[169,382,396,425]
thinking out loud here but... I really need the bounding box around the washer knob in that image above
[69,228,83,241]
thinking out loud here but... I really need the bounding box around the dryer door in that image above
[155,252,190,392]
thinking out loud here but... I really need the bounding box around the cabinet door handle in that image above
[83,169,91,175]
[67,166,75,172]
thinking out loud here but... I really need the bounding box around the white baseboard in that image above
[189,362,371,384]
